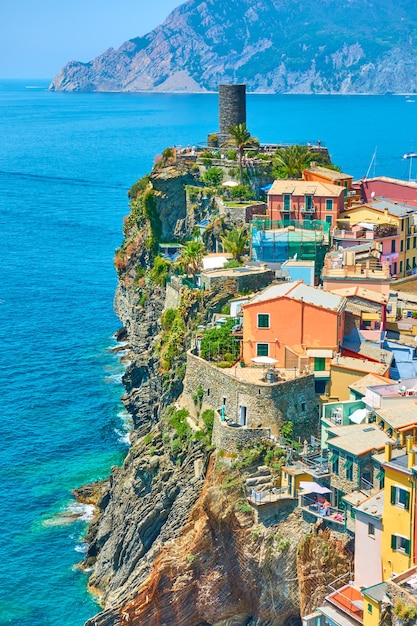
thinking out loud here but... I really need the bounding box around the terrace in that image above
[326,582,364,624]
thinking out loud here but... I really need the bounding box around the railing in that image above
[248,486,293,504]
[300,495,345,524]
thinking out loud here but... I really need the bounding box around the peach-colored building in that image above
[268,179,346,227]
[241,281,346,373]
[322,243,391,299]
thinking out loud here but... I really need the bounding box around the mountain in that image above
[50,0,417,94]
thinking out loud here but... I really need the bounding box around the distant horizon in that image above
[1,1,181,79]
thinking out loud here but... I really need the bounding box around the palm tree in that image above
[176,240,205,276]
[227,123,259,183]
[273,144,314,179]
[220,226,249,262]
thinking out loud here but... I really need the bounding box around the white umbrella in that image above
[222,180,239,187]
[251,356,278,365]
[299,481,331,494]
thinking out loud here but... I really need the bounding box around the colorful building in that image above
[268,179,346,227]
[241,281,346,382]
[381,440,416,579]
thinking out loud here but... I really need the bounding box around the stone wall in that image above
[212,411,272,453]
[183,351,318,441]
[200,267,274,294]
[219,202,267,226]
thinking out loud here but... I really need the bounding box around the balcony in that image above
[326,582,364,624]
[299,494,346,526]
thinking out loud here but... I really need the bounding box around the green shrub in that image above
[143,434,152,445]
[169,408,191,440]
[202,166,223,187]
[201,409,214,436]
[149,255,170,287]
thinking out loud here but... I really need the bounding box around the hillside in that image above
[50,0,417,94]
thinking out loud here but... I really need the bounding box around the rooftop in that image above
[326,423,389,456]
[269,179,345,198]
[349,373,396,396]
[354,490,384,518]
[362,582,388,603]
[304,165,353,182]
[330,285,388,304]
[246,280,346,312]
[331,355,390,376]
[375,403,417,430]
[201,265,271,278]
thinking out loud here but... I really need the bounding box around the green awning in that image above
[344,459,353,470]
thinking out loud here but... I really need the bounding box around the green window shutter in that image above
[344,459,353,470]
[391,534,397,550]
[376,469,385,481]
[405,538,411,555]
[404,491,410,511]
[329,452,339,463]
[391,486,396,505]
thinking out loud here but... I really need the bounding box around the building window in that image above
[283,194,291,212]
[391,534,410,555]
[257,313,270,328]
[345,456,353,481]
[391,485,410,509]
[305,195,313,212]
[314,357,326,371]
[326,199,333,211]
[368,603,373,614]
[407,238,410,250]
[414,237,416,248]
[330,451,339,474]
[392,262,397,276]
[391,240,396,253]
[400,260,403,274]
[256,343,269,357]
[326,215,333,225]
[301,402,306,411]
[368,522,375,537]
[401,240,404,252]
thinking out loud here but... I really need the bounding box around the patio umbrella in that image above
[222,180,239,187]
[299,481,331,494]
[251,356,278,365]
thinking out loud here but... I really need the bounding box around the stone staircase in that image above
[243,465,273,496]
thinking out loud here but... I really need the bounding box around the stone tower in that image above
[219,84,246,140]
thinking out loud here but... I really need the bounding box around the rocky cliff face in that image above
[50,0,417,94]
[81,160,353,625]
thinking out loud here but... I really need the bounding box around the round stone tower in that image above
[219,83,246,137]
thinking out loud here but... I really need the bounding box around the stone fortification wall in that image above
[212,411,272,453]
[183,351,318,441]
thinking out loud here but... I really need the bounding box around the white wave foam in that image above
[114,428,130,445]
[104,373,123,385]
[67,501,96,522]
[75,543,89,554]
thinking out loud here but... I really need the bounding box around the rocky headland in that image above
[50,0,417,94]
[80,152,353,626]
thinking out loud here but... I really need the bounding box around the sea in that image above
[1,78,417,625]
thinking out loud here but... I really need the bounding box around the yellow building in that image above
[338,199,417,278]
[361,582,387,626]
[381,440,416,579]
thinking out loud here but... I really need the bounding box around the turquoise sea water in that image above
[1,79,417,625]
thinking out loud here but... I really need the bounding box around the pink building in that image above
[361,176,417,208]
[353,491,384,588]
[268,180,346,227]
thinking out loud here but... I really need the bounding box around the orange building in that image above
[241,281,346,373]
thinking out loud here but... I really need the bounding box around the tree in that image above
[221,226,249,262]
[176,240,205,276]
[202,166,223,187]
[227,123,259,183]
[273,144,314,179]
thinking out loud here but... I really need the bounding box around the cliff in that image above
[81,158,353,625]
[50,0,417,94]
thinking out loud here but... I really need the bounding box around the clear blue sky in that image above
[0,1,182,79]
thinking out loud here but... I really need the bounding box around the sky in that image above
[0,0,183,79]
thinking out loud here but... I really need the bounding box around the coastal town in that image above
[126,85,417,626]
